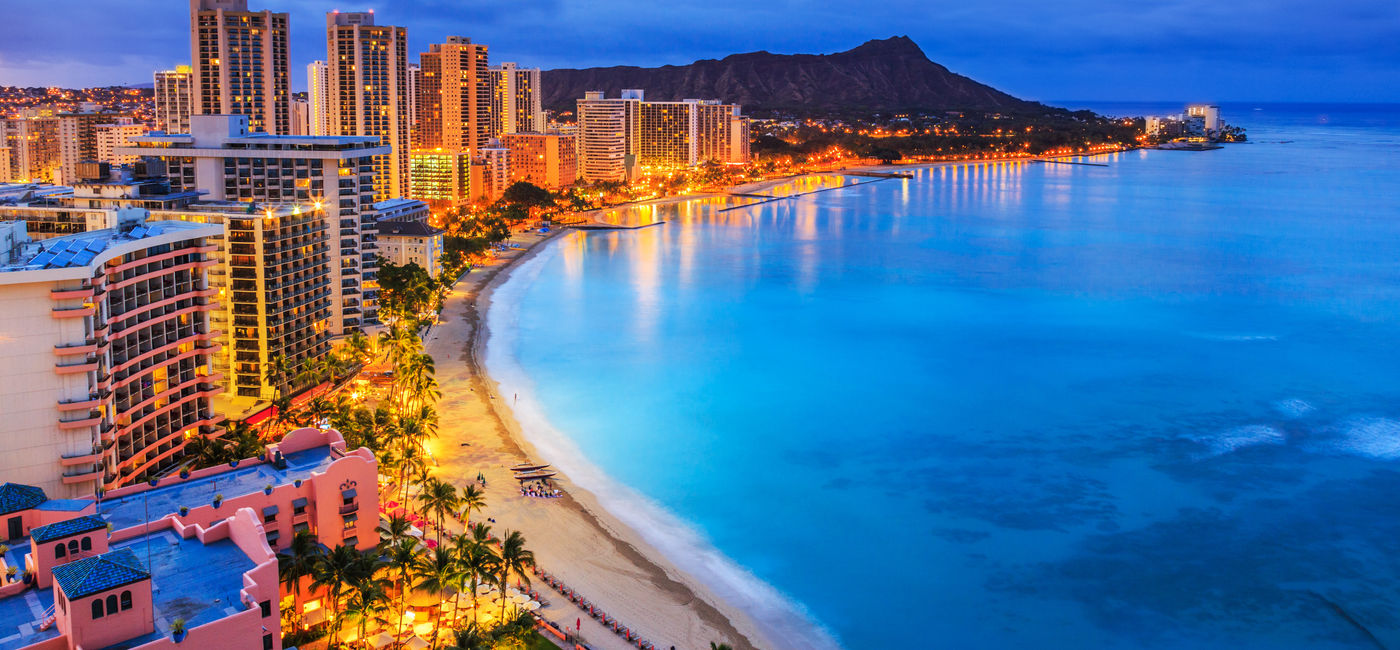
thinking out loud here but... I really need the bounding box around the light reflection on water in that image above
[500,109,1400,649]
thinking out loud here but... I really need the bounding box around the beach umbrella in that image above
[412,622,434,637]
[406,636,430,650]
[367,632,394,649]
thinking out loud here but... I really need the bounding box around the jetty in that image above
[1032,159,1109,167]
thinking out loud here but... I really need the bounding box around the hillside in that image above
[541,36,1049,115]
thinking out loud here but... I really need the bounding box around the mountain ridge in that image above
[541,36,1050,115]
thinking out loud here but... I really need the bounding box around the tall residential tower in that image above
[326,11,411,201]
[490,62,545,136]
[417,37,490,155]
[189,0,291,134]
[154,65,194,134]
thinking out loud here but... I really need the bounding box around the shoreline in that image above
[424,230,772,650]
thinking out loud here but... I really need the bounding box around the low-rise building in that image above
[376,220,444,277]
[409,149,472,212]
[0,427,379,650]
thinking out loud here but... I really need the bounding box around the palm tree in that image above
[264,353,295,401]
[378,514,414,549]
[344,329,372,368]
[418,477,459,547]
[343,575,392,646]
[311,545,368,644]
[495,530,535,620]
[453,525,498,630]
[412,546,463,650]
[384,537,419,642]
[266,393,294,439]
[275,531,324,611]
[458,484,486,528]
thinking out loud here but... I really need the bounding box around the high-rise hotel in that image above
[121,115,387,334]
[577,90,642,182]
[578,90,750,180]
[490,62,545,137]
[326,11,411,201]
[189,0,291,135]
[417,37,491,155]
[0,213,223,497]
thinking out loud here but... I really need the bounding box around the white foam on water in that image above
[1195,424,1286,457]
[1187,332,1280,342]
[483,241,842,650]
[1273,398,1316,419]
[1330,417,1400,460]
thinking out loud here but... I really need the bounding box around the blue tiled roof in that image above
[31,516,107,543]
[50,548,149,599]
[0,483,46,515]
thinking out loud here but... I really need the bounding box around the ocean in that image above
[485,103,1400,649]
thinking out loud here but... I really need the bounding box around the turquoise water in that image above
[486,104,1400,649]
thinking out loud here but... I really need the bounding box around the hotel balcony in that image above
[54,357,99,375]
[61,469,102,485]
[60,449,102,466]
[50,286,95,300]
[53,339,100,356]
[57,395,101,412]
[52,305,95,319]
[57,410,102,430]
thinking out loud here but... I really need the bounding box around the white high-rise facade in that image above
[154,65,194,134]
[307,60,332,136]
[326,11,411,201]
[490,62,545,137]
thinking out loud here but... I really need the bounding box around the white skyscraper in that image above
[308,60,332,136]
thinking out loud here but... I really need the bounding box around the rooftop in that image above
[377,221,444,238]
[100,532,254,650]
[97,446,337,531]
[0,483,46,516]
[0,219,214,273]
[51,548,149,599]
[0,580,57,650]
[31,515,107,543]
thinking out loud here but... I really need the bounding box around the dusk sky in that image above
[4,0,1398,103]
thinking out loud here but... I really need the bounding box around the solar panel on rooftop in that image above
[71,250,97,266]
[84,239,105,253]
[45,239,73,254]
[29,252,55,267]
[127,226,148,239]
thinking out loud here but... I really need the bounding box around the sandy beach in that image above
[421,230,771,650]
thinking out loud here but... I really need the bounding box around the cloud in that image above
[3,0,1398,100]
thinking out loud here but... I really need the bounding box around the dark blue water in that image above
[487,104,1400,648]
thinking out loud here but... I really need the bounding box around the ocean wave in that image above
[1186,332,1279,342]
[1273,399,1316,419]
[1328,417,1400,460]
[1195,424,1286,457]
[484,245,842,650]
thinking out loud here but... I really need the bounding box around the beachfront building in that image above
[490,62,545,137]
[502,132,578,189]
[153,66,194,134]
[290,97,311,136]
[326,11,411,201]
[376,220,444,277]
[189,0,291,135]
[576,90,642,182]
[409,148,472,211]
[417,36,491,156]
[119,114,388,333]
[0,213,223,498]
[0,426,379,650]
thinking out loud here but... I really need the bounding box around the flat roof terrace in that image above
[0,580,57,650]
[100,531,254,650]
[96,446,337,531]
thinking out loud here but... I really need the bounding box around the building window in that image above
[121,591,133,611]
[263,634,275,650]
[68,540,79,556]
[81,537,92,552]
[260,600,272,617]
[106,595,118,614]
[92,599,104,619]
[55,545,66,559]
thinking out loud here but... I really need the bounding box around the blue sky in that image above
[3,0,1398,102]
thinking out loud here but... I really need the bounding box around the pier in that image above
[1032,159,1110,167]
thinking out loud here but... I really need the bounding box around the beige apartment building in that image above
[326,11,411,201]
[0,213,223,497]
[154,65,194,134]
[189,0,291,134]
[119,114,388,333]
[576,90,642,182]
[490,62,545,137]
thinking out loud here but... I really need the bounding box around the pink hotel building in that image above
[0,427,379,650]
